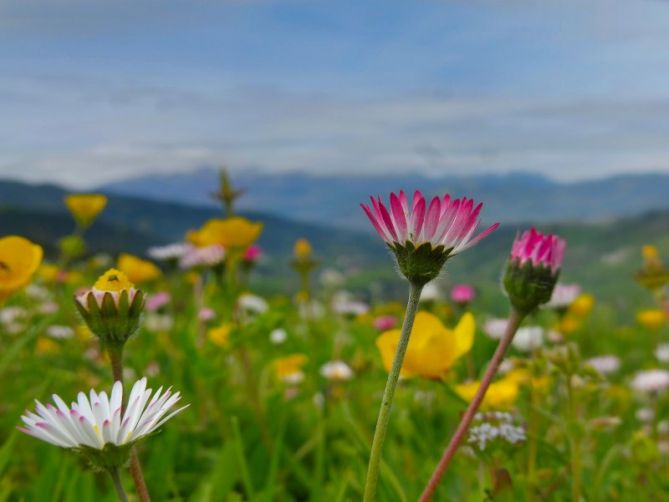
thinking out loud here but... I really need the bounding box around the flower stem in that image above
[566,374,581,501]
[108,346,152,502]
[109,467,129,502]
[419,307,525,502]
[363,281,423,502]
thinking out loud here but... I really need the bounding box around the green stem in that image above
[109,467,129,502]
[108,346,152,502]
[363,281,423,502]
[567,375,581,501]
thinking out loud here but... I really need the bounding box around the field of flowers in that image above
[2,176,669,501]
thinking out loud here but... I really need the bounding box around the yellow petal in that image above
[0,236,43,297]
[117,253,161,284]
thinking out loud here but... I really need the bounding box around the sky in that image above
[2,0,669,188]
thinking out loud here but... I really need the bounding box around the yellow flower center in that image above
[93,268,134,292]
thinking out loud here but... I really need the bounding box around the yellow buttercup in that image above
[376,312,475,379]
[187,217,263,249]
[0,236,43,303]
[64,194,107,228]
[117,253,161,284]
[455,373,521,410]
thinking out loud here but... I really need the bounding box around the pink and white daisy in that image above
[19,378,188,449]
[450,284,476,305]
[510,228,566,274]
[179,244,225,269]
[361,190,498,254]
[546,283,581,309]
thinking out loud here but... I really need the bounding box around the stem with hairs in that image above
[419,307,525,501]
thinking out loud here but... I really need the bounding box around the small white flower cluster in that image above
[468,412,526,452]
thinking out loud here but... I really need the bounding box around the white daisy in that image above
[19,378,188,449]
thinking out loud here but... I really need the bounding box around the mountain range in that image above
[101,168,669,230]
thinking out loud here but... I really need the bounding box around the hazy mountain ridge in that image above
[100,168,669,229]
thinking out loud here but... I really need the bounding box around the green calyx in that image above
[73,442,134,472]
[503,259,559,314]
[390,241,452,286]
[74,289,145,348]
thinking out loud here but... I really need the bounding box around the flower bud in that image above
[74,268,144,348]
[503,228,565,314]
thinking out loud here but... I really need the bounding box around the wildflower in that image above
[36,337,60,354]
[238,293,268,314]
[511,326,544,353]
[631,369,669,394]
[376,312,474,379]
[147,243,193,262]
[19,378,187,469]
[332,291,369,316]
[455,374,520,410]
[503,228,565,314]
[187,217,263,249]
[546,283,581,310]
[0,236,43,303]
[361,190,498,285]
[637,309,666,331]
[270,328,288,344]
[117,253,161,284]
[467,412,526,451]
[656,344,669,363]
[198,307,216,322]
[450,284,476,306]
[145,292,171,312]
[294,239,312,260]
[483,318,509,340]
[64,193,107,229]
[320,360,354,381]
[274,354,308,384]
[179,244,225,269]
[373,315,397,331]
[46,325,74,339]
[25,284,51,301]
[635,245,669,291]
[38,301,59,315]
[242,244,262,263]
[208,323,232,347]
[145,313,174,333]
[74,269,144,348]
[420,282,442,302]
[320,268,345,288]
[636,407,655,423]
[586,355,621,376]
[569,294,594,317]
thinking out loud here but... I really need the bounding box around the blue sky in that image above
[2,0,669,187]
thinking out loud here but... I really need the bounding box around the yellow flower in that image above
[187,217,263,249]
[642,245,662,267]
[376,312,475,379]
[294,238,312,260]
[568,294,594,317]
[117,253,161,284]
[559,315,582,334]
[0,236,43,303]
[455,373,520,410]
[94,268,135,292]
[208,323,232,347]
[637,309,666,331]
[64,194,107,228]
[36,337,60,354]
[273,354,308,383]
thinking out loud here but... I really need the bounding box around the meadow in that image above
[2,176,669,501]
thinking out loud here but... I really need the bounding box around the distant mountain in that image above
[0,180,378,270]
[100,168,669,229]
